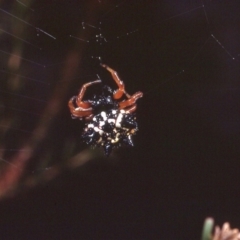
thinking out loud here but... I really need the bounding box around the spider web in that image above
[0,0,240,197]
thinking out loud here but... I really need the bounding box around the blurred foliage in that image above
[202,218,240,240]
[0,0,106,199]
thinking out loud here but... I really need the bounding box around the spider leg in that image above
[76,79,102,108]
[119,91,143,111]
[124,104,137,113]
[100,63,130,99]
[68,97,93,118]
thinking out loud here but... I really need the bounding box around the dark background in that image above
[0,0,240,239]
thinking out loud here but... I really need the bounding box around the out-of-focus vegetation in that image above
[202,218,240,240]
[0,0,104,199]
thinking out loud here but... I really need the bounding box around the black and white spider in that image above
[68,64,143,155]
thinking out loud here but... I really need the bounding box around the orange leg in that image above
[124,104,137,113]
[119,91,143,110]
[100,64,130,99]
[76,79,101,108]
[69,79,101,119]
[68,97,93,118]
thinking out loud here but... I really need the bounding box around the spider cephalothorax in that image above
[68,64,143,155]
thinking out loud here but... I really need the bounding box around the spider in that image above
[68,64,143,155]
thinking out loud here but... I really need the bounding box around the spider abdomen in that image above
[81,109,138,156]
